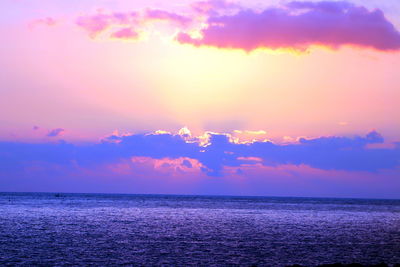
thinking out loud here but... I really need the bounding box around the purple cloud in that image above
[177,1,400,51]
[1,130,399,178]
[47,128,65,137]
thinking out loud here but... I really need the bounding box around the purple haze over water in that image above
[0,193,399,266]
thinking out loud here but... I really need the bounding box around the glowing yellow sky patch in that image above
[3,21,400,143]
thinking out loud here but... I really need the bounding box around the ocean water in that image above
[0,193,399,266]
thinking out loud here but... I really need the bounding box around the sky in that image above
[0,0,399,198]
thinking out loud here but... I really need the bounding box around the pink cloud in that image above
[76,14,111,37]
[29,17,57,29]
[76,9,190,39]
[76,12,139,37]
[111,27,139,40]
[191,0,239,15]
[130,156,204,175]
[73,1,400,52]
[145,9,192,26]
[177,1,400,51]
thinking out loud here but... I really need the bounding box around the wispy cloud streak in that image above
[47,128,65,137]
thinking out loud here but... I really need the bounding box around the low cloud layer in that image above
[1,130,399,177]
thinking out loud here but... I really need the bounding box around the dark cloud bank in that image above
[0,130,399,177]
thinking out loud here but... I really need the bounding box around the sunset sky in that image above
[1,0,399,198]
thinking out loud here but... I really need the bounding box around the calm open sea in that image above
[0,193,399,266]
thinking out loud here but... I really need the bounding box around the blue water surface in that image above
[0,193,399,266]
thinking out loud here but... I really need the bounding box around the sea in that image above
[0,193,399,266]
